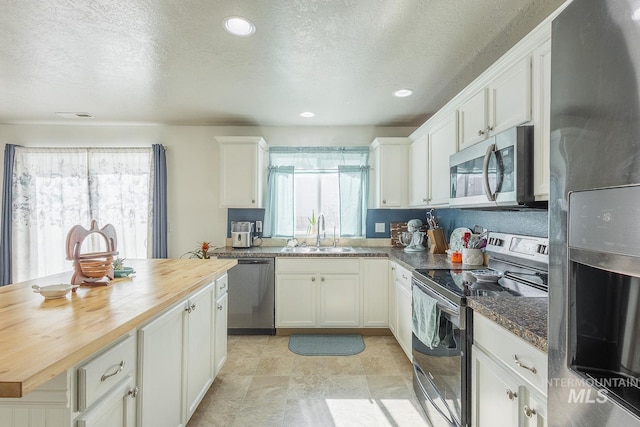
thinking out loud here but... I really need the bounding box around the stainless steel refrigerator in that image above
[550,0,640,425]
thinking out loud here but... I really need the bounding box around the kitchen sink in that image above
[280,246,355,254]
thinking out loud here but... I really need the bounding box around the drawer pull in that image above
[506,388,518,400]
[128,386,139,398]
[513,354,537,374]
[523,405,537,418]
[101,360,124,382]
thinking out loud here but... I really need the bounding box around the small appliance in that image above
[230,221,254,248]
[399,219,426,252]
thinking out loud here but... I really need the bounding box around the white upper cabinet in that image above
[370,137,409,208]
[217,136,267,208]
[531,37,551,201]
[409,111,458,208]
[458,56,532,150]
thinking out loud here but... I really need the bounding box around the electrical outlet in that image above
[256,221,262,232]
[375,223,385,233]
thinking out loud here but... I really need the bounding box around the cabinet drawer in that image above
[276,258,360,274]
[215,274,228,298]
[77,334,137,411]
[392,262,412,291]
[473,313,547,395]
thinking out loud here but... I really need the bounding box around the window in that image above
[10,147,153,282]
[264,147,369,238]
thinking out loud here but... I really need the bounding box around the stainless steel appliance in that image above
[231,221,254,248]
[549,0,640,425]
[223,257,275,335]
[449,126,534,208]
[412,232,548,427]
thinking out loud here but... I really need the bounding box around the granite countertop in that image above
[467,296,548,353]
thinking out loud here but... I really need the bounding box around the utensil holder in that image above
[462,248,484,265]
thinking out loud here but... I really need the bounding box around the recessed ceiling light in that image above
[633,8,640,20]
[394,89,413,98]
[223,16,256,37]
[300,112,315,118]
[55,112,93,118]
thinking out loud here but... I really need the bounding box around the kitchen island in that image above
[0,258,236,427]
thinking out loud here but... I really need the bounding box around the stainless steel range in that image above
[411,232,549,427]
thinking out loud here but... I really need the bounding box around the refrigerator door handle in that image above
[482,143,497,201]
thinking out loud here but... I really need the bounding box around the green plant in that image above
[113,257,125,270]
[182,241,213,259]
[306,209,317,235]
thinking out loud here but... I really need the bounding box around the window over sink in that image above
[264,147,369,239]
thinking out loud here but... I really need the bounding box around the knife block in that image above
[428,228,448,254]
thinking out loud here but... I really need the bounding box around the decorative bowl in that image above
[32,284,78,300]
[113,267,135,278]
[79,257,113,278]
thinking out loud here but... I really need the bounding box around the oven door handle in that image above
[412,278,459,317]
[413,362,461,427]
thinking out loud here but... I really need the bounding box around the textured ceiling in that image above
[0,0,565,127]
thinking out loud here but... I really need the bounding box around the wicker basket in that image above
[79,256,114,279]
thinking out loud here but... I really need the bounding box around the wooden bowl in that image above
[79,256,113,278]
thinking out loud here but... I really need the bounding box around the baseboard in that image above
[276,328,392,336]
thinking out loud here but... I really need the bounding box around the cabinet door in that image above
[374,141,408,207]
[490,56,531,135]
[362,259,389,327]
[138,303,185,427]
[458,89,488,149]
[388,263,398,335]
[218,138,265,208]
[471,346,519,427]
[214,292,228,376]
[276,274,316,327]
[532,39,551,201]
[319,274,360,327]
[429,112,458,206]
[76,376,136,427]
[395,281,413,361]
[409,135,429,207]
[523,390,548,427]
[185,284,215,421]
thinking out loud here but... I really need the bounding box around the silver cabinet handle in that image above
[523,405,537,418]
[506,388,518,400]
[217,304,223,311]
[486,125,494,133]
[422,197,428,202]
[128,386,139,398]
[101,361,124,382]
[382,200,387,204]
[311,277,316,282]
[478,129,485,136]
[321,277,325,282]
[185,303,196,313]
[251,199,255,204]
[190,303,196,311]
[513,354,537,374]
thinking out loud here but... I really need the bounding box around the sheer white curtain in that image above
[12,147,152,282]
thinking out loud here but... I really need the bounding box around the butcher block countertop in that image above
[0,258,237,398]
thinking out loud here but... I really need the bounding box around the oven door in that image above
[412,277,465,427]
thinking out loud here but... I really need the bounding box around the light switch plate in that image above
[375,223,385,233]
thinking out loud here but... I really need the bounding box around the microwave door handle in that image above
[482,143,497,201]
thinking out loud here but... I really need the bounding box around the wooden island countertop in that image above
[0,258,237,398]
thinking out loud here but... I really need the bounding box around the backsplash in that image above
[365,209,427,238]
[227,208,265,237]
[434,208,548,239]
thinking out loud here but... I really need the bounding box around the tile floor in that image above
[187,335,430,427]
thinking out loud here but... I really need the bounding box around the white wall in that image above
[0,124,413,258]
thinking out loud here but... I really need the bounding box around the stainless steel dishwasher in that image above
[225,257,275,335]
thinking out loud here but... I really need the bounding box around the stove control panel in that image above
[486,232,549,265]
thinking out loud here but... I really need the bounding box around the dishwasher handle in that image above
[236,259,274,265]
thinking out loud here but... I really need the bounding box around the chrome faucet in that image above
[316,214,325,247]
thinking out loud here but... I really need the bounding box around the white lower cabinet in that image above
[319,274,360,327]
[214,274,229,376]
[390,261,413,361]
[138,280,221,427]
[472,313,547,427]
[76,375,137,427]
[362,259,389,327]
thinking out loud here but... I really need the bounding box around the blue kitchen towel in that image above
[412,286,441,349]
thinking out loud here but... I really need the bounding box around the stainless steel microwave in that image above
[449,126,534,208]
